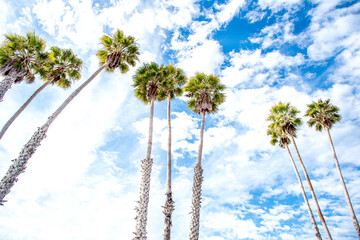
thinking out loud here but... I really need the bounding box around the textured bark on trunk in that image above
[0,65,106,204]
[0,81,50,140]
[326,129,360,239]
[189,110,206,240]
[0,74,16,102]
[0,126,48,205]
[285,144,322,240]
[290,136,333,240]
[163,96,175,240]
[133,157,153,240]
[134,98,155,240]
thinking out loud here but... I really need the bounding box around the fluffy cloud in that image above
[177,40,225,76]
[221,49,304,87]
[307,2,360,61]
[258,0,302,12]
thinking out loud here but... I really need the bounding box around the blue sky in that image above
[0,0,360,239]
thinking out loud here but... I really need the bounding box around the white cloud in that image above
[250,21,301,49]
[258,0,302,12]
[32,0,67,35]
[214,0,246,25]
[0,0,8,32]
[307,2,360,61]
[245,9,266,23]
[221,49,304,87]
[177,40,225,76]
[203,212,264,239]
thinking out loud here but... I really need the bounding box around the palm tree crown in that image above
[0,31,47,83]
[184,72,226,114]
[159,64,187,100]
[133,62,167,103]
[266,102,302,137]
[42,46,83,88]
[97,29,139,73]
[305,99,341,131]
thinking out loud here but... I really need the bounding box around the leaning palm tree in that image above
[132,62,167,240]
[184,73,226,240]
[158,65,187,240]
[0,29,139,205]
[0,32,47,102]
[305,99,360,238]
[0,47,83,140]
[267,121,322,239]
[268,102,333,239]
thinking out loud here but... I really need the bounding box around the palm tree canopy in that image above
[133,62,167,104]
[97,29,140,73]
[0,31,47,83]
[266,124,291,149]
[184,72,226,114]
[266,102,302,137]
[305,99,341,131]
[37,46,83,88]
[158,64,187,100]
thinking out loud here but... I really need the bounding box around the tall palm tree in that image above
[266,121,322,239]
[0,32,47,102]
[0,29,139,205]
[159,65,187,240]
[132,62,167,240]
[268,102,333,239]
[305,99,360,238]
[0,47,83,140]
[184,73,226,240]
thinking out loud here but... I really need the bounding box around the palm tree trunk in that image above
[0,74,16,102]
[163,96,174,240]
[0,65,106,205]
[0,81,51,140]
[326,129,360,238]
[290,136,333,240]
[189,110,206,240]
[285,144,322,239]
[134,98,155,240]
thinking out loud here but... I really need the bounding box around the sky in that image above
[0,0,359,239]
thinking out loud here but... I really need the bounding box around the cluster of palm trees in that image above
[0,29,226,239]
[131,63,226,239]
[266,100,360,239]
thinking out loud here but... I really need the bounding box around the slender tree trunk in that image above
[326,129,360,238]
[189,110,206,240]
[134,98,155,240]
[290,136,333,240]
[0,65,106,204]
[0,74,16,102]
[285,144,322,239]
[163,96,174,240]
[0,81,51,140]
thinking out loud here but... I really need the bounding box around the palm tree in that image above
[305,99,360,238]
[159,65,187,240]
[268,102,333,239]
[132,62,167,240]
[0,47,83,140]
[184,73,226,240]
[0,32,47,102]
[266,120,322,239]
[0,29,139,205]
